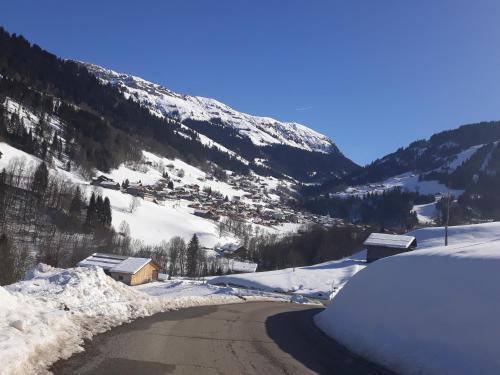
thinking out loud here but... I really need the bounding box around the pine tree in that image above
[103,197,112,227]
[86,192,96,227]
[69,187,83,216]
[96,195,104,225]
[32,162,48,206]
[186,234,200,277]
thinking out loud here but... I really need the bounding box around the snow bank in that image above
[315,233,500,375]
[209,251,366,299]
[2,264,290,375]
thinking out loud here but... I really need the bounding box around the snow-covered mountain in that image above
[350,121,500,185]
[83,63,334,154]
[81,62,358,181]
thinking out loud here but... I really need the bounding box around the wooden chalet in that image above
[77,253,160,286]
[90,175,120,190]
[364,233,417,263]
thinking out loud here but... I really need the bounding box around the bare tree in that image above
[129,196,141,213]
[168,236,186,278]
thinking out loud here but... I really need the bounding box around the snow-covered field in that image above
[209,251,367,299]
[1,264,303,375]
[316,221,500,375]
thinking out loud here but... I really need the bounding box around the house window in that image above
[118,275,124,281]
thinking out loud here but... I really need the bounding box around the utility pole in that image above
[445,191,451,246]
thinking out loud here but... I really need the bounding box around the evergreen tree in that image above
[69,187,83,217]
[95,195,104,225]
[103,197,112,227]
[86,192,97,227]
[32,162,48,206]
[186,234,200,277]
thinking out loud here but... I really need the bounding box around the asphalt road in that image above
[52,302,395,375]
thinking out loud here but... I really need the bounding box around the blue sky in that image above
[2,0,500,165]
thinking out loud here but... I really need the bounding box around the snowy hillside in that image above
[83,63,335,154]
[316,221,500,375]
[325,122,500,224]
[0,140,307,249]
[332,171,464,199]
[209,251,367,299]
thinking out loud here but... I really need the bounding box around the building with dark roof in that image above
[364,233,417,263]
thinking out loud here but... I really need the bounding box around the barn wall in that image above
[366,246,410,263]
[130,263,159,286]
[109,272,132,285]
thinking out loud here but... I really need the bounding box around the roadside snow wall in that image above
[2,264,271,375]
[315,240,500,375]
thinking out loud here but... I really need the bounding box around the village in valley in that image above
[2,5,500,374]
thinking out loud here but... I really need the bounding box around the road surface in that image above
[52,302,395,375]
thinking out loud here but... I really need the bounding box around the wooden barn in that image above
[364,233,417,263]
[77,253,160,286]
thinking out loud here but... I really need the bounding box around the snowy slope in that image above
[334,122,500,201]
[408,221,500,249]
[83,63,335,154]
[412,202,438,224]
[209,251,367,299]
[333,172,464,199]
[0,141,300,249]
[316,221,500,375]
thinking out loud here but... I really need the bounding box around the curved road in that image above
[52,302,394,375]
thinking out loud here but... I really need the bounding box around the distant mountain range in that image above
[306,120,500,224]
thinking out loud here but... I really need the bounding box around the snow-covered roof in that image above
[230,260,258,273]
[218,243,242,254]
[77,253,155,275]
[364,233,416,249]
[77,253,127,271]
[110,257,153,274]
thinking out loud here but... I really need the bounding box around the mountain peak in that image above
[82,62,336,154]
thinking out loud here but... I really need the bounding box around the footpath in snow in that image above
[316,221,500,375]
[1,264,304,375]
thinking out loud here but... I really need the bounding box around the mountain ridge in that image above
[82,62,337,154]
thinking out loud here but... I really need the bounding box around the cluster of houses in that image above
[90,167,340,232]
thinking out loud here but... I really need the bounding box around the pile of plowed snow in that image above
[316,222,500,375]
[2,264,284,375]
